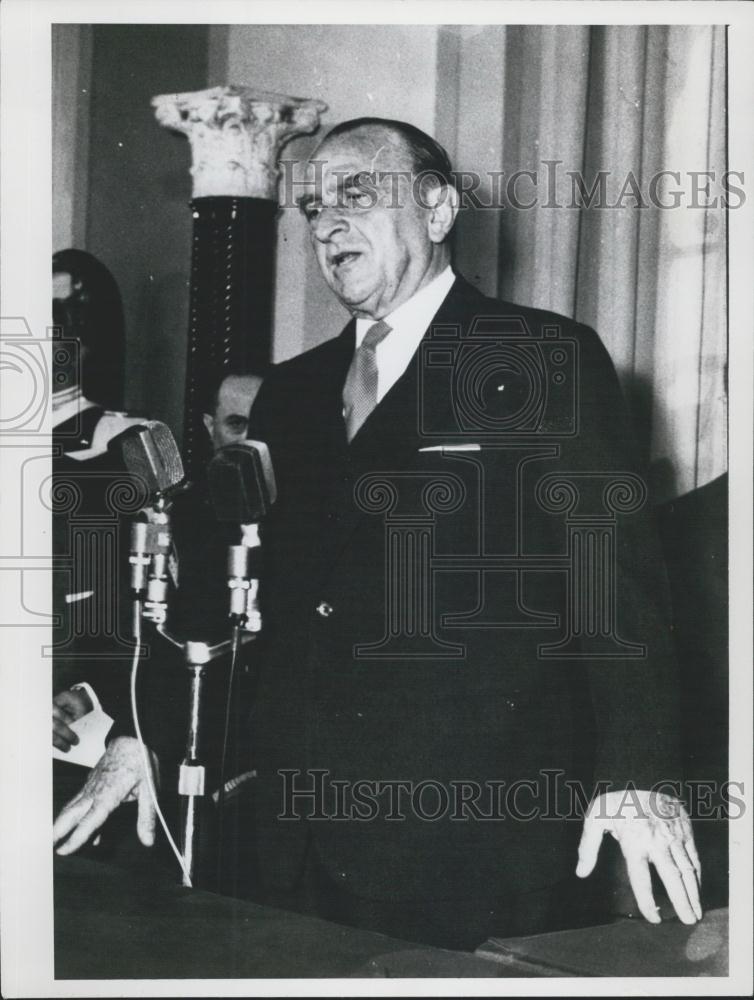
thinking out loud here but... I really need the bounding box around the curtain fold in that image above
[448,24,727,503]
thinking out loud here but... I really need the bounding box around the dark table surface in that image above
[54,855,728,979]
[54,855,503,979]
[476,908,728,977]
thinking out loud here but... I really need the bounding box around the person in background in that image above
[52,249,145,754]
[52,247,135,455]
[202,371,264,451]
[166,368,267,635]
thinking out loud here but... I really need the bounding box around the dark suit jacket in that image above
[51,433,145,717]
[247,275,680,903]
[53,405,105,455]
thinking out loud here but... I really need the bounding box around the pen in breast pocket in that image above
[418,444,481,452]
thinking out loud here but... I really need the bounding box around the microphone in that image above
[116,420,185,499]
[207,441,276,630]
[206,439,276,523]
[116,421,185,627]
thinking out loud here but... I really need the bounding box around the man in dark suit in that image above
[54,118,702,950]
[51,253,145,753]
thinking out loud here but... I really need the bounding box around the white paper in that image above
[52,707,113,769]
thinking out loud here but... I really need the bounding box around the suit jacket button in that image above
[316,601,334,618]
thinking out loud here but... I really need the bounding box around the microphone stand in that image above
[127,463,265,890]
[128,493,173,635]
[157,625,255,889]
[129,506,255,890]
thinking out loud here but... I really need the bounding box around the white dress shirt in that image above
[52,386,144,460]
[51,386,98,429]
[353,266,456,404]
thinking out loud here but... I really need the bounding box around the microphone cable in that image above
[215,622,242,890]
[129,632,193,887]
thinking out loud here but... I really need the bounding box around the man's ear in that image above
[426,183,459,244]
[202,412,214,438]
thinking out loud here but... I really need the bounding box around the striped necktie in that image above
[342,319,392,441]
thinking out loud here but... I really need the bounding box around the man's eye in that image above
[304,203,322,223]
[344,187,374,209]
[225,417,248,433]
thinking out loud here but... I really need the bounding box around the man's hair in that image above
[202,368,263,418]
[52,248,125,410]
[322,117,456,190]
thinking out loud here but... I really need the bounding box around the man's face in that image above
[52,270,85,394]
[203,374,262,451]
[299,129,437,319]
[53,272,73,302]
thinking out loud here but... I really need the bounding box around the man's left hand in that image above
[52,688,93,752]
[576,789,702,925]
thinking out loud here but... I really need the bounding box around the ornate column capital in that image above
[152,85,327,200]
[355,471,467,522]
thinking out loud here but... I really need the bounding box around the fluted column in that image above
[535,472,648,658]
[152,86,327,475]
[46,467,148,659]
[353,472,467,659]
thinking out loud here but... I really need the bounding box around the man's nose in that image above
[312,205,349,243]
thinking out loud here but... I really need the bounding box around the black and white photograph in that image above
[0,1,752,994]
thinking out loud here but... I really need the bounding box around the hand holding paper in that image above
[52,684,113,768]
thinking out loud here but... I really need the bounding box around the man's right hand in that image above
[53,736,158,855]
[52,687,93,752]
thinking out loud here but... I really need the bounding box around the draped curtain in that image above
[444,24,727,503]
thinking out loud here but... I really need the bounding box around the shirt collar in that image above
[354,266,456,347]
[52,386,98,429]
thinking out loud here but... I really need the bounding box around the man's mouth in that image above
[330,250,361,271]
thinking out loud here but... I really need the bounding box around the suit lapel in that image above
[346,276,485,465]
[321,276,488,566]
[314,320,356,433]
